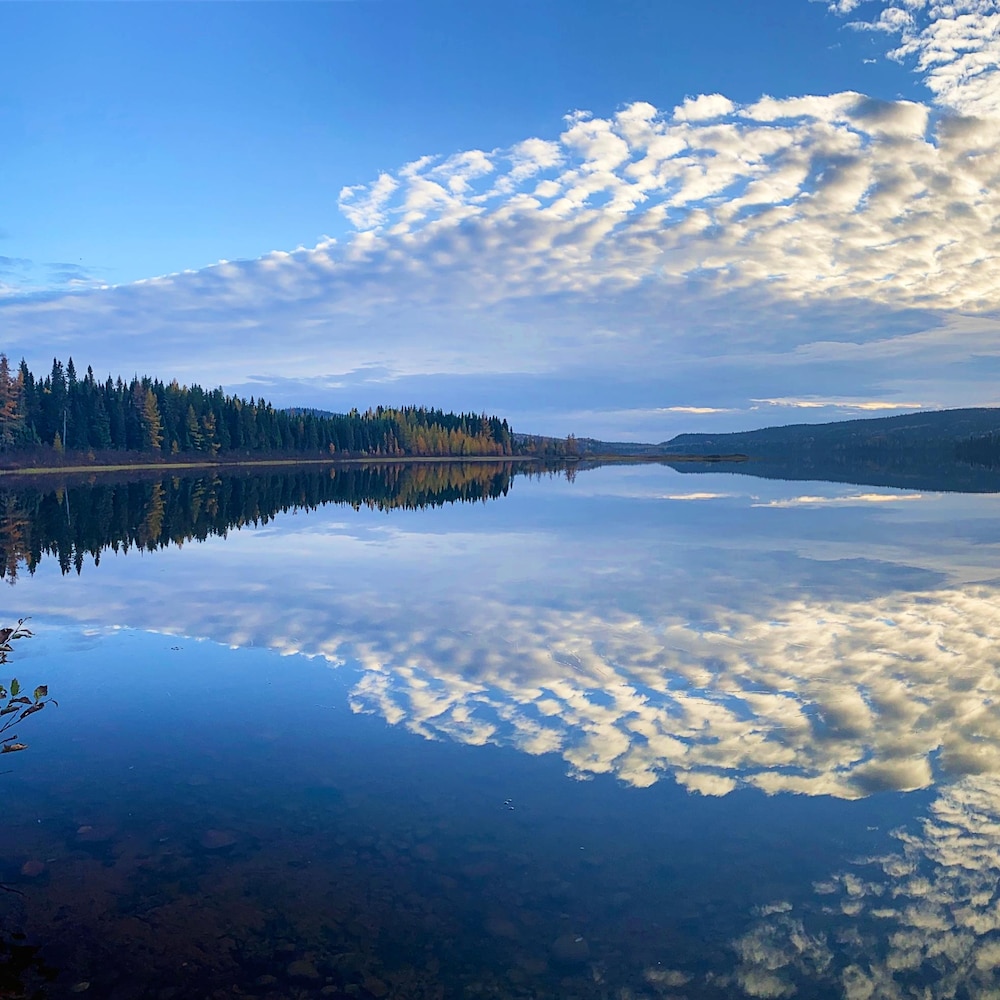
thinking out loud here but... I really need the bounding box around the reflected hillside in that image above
[0,462,524,581]
[667,458,1000,493]
[668,456,1000,494]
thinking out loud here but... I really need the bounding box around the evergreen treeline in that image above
[0,462,526,581]
[0,355,516,459]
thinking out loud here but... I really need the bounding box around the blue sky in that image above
[3,0,999,439]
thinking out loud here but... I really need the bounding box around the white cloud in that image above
[338,171,398,230]
[664,406,734,414]
[827,0,866,13]
[664,492,732,501]
[753,493,926,507]
[752,397,925,410]
[673,93,737,121]
[834,0,1000,118]
[431,149,494,197]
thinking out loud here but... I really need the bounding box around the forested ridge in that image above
[664,407,1000,461]
[0,355,531,461]
[662,406,1000,492]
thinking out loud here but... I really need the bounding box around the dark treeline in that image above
[0,461,553,582]
[0,355,529,460]
[956,433,1000,469]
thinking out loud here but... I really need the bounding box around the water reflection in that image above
[0,462,526,580]
[3,466,999,801]
[4,464,1000,996]
[734,774,1000,998]
[5,624,902,1000]
[347,580,1000,798]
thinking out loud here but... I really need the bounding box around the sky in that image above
[2,0,999,440]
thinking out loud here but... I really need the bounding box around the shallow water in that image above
[2,462,999,998]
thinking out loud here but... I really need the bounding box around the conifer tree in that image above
[141,389,164,452]
[0,354,24,452]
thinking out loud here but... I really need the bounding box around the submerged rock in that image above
[485,915,519,939]
[75,824,116,843]
[363,975,389,997]
[199,829,237,850]
[286,959,320,980]
[411,842,437,862]
[551,933,590,966]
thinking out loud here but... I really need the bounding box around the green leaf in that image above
[33,686,47,701]
[9,679,19,697]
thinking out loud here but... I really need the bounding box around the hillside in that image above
[662,407,1000,492]
[664,407,1000,457]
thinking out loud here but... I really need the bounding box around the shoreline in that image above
[0,455,544,479]
[0,452,747,480]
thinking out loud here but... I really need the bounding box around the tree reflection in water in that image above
[0,462,532,582]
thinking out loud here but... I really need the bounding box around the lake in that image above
[2,461,999,999]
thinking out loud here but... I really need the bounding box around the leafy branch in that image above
[0,619,56,755]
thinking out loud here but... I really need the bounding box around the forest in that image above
[0,354,574,462]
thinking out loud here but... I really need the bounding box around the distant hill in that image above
[571,436,668,456]
[282,406,342,419]
[662,407,1000,493]
[513,433,666,456]
[663,407,1000,458]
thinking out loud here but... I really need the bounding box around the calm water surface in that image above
[2,463,999,999]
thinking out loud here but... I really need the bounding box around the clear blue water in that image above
[2,463,1000,998]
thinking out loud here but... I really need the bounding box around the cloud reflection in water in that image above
[3,469,1000,801]
[733,774,1000,998]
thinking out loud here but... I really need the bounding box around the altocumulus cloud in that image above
[2,0,999,428]
[837,0,1000,119]
[332,91,1000,314]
